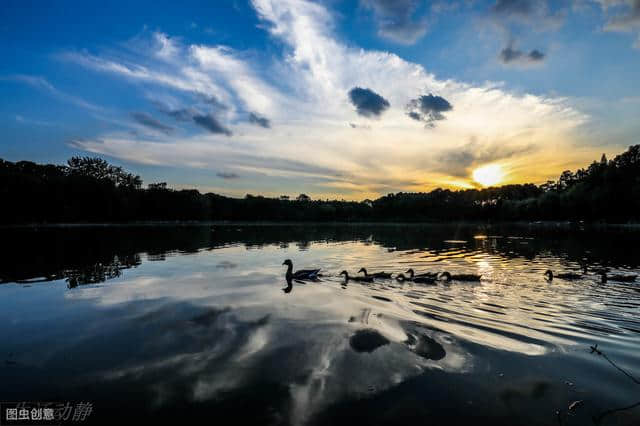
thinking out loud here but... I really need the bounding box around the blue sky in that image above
[1,0,639,199]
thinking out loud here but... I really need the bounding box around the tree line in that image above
[1,145,639,223]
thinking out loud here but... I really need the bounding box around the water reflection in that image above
[283,276,294,293]
[349,329,390,353]
[66,254,141,288]
[0,224,639,425]
[3,223,640,285]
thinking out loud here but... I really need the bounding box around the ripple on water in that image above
[313,236,640,361]
[2,225,640,424]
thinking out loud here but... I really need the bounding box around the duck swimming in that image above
[340,271,373,283]
[439,271,481,282]
[599,272,637,283]
[395,273,436,284]
[405,268,438,280]
[358,268,392,279]
[410,276,436,284]
[544,270,582,281]
[282,259,320,281]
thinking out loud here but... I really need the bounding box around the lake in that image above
[1,224,639,425]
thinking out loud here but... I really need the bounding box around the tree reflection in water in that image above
[65,254,141,288]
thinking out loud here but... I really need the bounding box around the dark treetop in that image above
[1,145,640,224]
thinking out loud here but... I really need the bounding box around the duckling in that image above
[439,271,481,282]
[405,268,438,280]
[340,270,373,283]
[358,267,392,279]
[395,272,436,284]
[599,272,637,283]
[544,270,582,281]
[282,259,320,280]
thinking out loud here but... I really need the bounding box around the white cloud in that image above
[189,45,282,115]
[153,32,179,61]
[63,51,235,108]
[68,0,594,198]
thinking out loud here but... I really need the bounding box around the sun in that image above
[472,164,504,187]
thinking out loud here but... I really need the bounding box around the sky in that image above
[1,0,639,200]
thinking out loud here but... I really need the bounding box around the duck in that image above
[282,259,320,281]
[544,270,582,281]
[395,273,408,282]
[412,276,437,284]
[340,270,373,283]
[283,277,293,293]
[599,272,637,283]
[358,267,392,279]
[395,273,436,285]
[439,271,481,282]
[405,268,438,280]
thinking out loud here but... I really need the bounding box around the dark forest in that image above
[2,145,639,223]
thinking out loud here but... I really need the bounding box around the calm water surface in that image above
[1,224,639,425]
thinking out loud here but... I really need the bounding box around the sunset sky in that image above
[2,0,640,199]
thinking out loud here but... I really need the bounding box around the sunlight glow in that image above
[472,164,504,187]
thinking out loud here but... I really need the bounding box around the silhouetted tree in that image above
[67,156,142,189]
[2,146,640,224]
[148,182,167,190]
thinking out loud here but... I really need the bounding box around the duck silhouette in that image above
[395,273,436,284]
[395,273,408,282]
[282,259,320,281]
[544,270,582,281]
[405,268,438,280]
[282,276,293,293]
[439,271,481,282]
[405,268,438,282]
[599,272,637,283]
[358,267,392,279]
[340,270,373,283]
